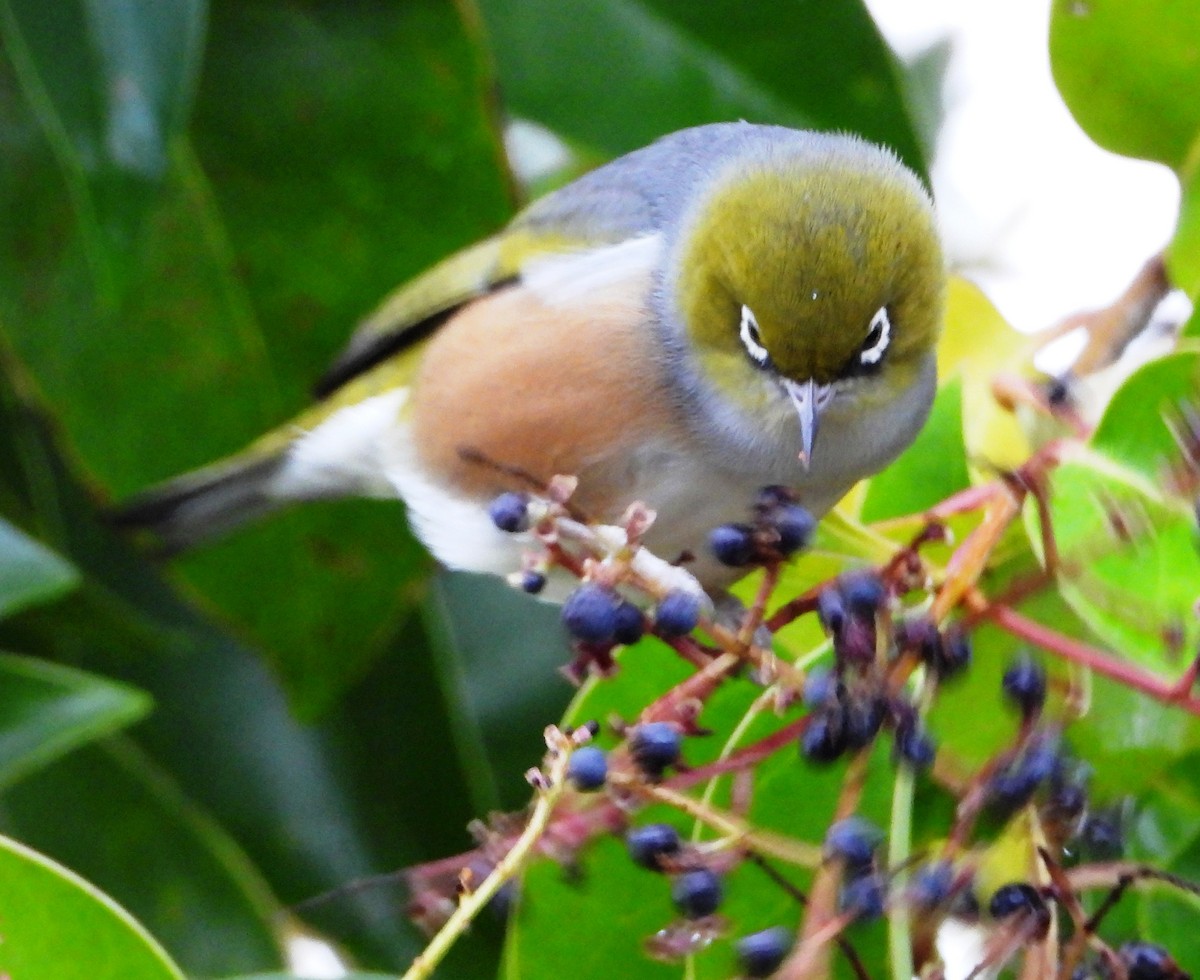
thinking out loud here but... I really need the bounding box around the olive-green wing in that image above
[314,237,514,397]
[314,140,683,398]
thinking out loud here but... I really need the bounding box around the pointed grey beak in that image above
[784,378,836,469]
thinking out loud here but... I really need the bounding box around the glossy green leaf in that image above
[0,0,206,301]
[1049,0,1200,170]
[0,652,150,790]
[1089,351,1200,478]
[0,739,285,974]
[1024,351,1200,684]
[861,378,970,522]
[478,0,925,174]
[1172,167,1200,297]
[1049,0,1200,299]
[0,831,184,980]
[0,375,496,975]
[1035,453,1200,678]
[0,0,513,716]
[226,975,393,980]
[0,515,78,618]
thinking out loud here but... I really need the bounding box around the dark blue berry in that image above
[626,823,681,872]
[735,926,792,978]
[801,709,846,764]
[824,816,883,869]
[897,616,941,662]
[893,720,937,771]
[1120,941,1180,980]
[756,485,795,509]
[654,590,701,636]
[840,872,887,921]
[987,735,1060,814]
[612,600,646,645]
[909,860,955,909]
[817,588,847,635]
[672,868,723,918]
[519,570,546,594]
[630,722,682,775]
[1046,778,1088,828]
[1002,653,1047,716]
[710,523,756,566]
[936,626,972,679]
[773,504,816,555]
[562,584,620,643]
[840,571,887,617]
[802,666,838,708]
[835,616,877,664]
[487,492,530,532]
[567,745,608,791]
[489,879,519,920]
[1078,805,1125,859]
[843,695,886,749]
[988,882,1045,921]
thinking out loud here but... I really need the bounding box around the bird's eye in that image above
[740,305,770,367]
[859,307,891,366]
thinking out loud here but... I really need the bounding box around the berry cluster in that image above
[402,482,1200,979]
[709,486,816,568]
[799,573,948,770]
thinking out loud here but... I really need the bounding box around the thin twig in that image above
[401,728,577,980]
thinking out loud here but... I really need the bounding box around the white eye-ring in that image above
[859,307,891,366]
[740,305,770,366]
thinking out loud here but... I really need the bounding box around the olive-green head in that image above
[671,133,945,464]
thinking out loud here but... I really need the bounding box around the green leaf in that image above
[224,975,394,980]
[0,652,150,790]
[0,0,513,715]
[0,830,184,980]
[1023,352,1200,684]
[0,515,78,618]
[1089,351,1200,478]
[0,739,285,975]
[0,0,206,301]
[478,0,926,174]
[861,378,970,522]
[1033,452,1200,680]
[1049,0,1200,298]
[1049,0,1200,171]
[0,360,498,974]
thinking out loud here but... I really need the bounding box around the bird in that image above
[114,122,945,599]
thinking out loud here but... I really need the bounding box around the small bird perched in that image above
[115,123,945,596]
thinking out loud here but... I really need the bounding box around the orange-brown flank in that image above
[409,270,679,519]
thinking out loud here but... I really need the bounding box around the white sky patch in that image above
[287,932,350,979]
[1033,323,1089,375]
[866,0,1180,334]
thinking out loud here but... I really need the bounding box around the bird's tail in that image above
[109,449,291,554]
